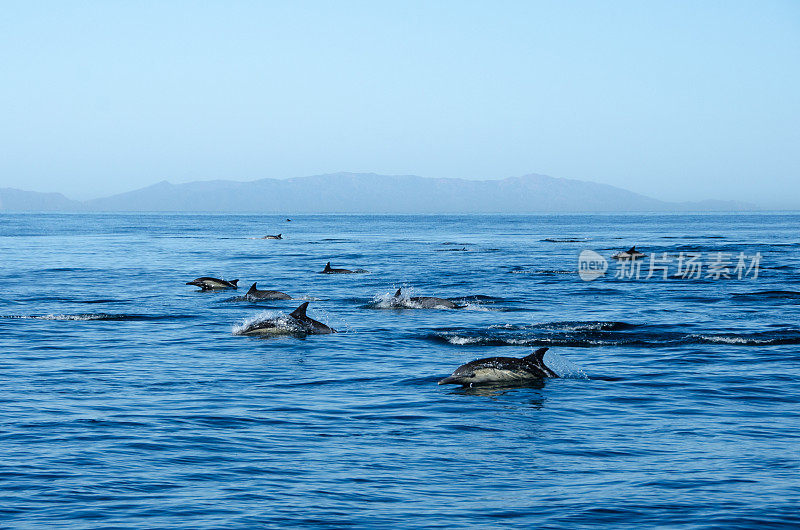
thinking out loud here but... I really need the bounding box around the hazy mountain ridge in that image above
[1,173,756,212]
[0,188,81,211]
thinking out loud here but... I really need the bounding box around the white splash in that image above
[4,313,113,321]
[232,311,299,335]
[691,334,759,345]
[543,351,589,379]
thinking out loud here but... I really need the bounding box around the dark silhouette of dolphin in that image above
[612,246,646,260]
[439,348,556,386]
[321,262,361,274]
[393,288,460,309]
[186,277,239,290]
[237,302,336,335]
[245,283,292,300]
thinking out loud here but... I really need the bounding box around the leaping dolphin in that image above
[612,246,646,260]
[393,288,461,309]
[245,283,292,300]
[263,234,282,239]
[439,348,557,386]
[236,302,336,335]
[186,277,239,290]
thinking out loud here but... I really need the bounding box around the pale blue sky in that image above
[1,1,798,205]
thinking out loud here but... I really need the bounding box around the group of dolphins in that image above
[186,257,578,387]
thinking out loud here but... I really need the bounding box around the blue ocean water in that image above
[1,212,799,528]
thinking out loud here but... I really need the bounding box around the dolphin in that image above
[393,288,461,309]
[186,277,239,290]
[612,246,646,260]
[245,282,292,300]
[237,302,336,335]
[438,348,557,386]
[320,262,367,274]
[263,234,282,239]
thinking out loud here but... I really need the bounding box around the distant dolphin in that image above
[320,262,367,274]
[393,288,461,309]
[612,246,646,260]
[263,234,282,239]
[237,302,336,335]
[245,282,292,300]
[439,348,556,386]
[186,277,239,290]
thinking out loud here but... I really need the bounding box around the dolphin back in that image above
[289,302,310,319]
[523,347,549,363]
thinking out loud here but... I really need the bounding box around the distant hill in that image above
[0,188,81,211]
[1,173,756,213]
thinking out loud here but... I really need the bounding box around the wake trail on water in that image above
[732,291,800,300]
[1,313,196,321]
[427,322,800,347]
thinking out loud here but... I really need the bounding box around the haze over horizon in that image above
[1,1,798,207]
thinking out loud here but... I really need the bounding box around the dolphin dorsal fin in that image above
[395,288,402,297]
[523,347,549,363]
[247,282,257,294]
[290,302,309,319]
[628,246,636,253]
[324,262,331,271]
[278,234,281,237]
